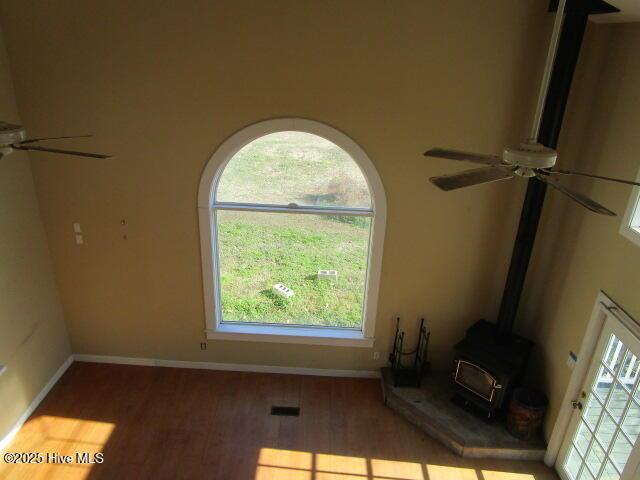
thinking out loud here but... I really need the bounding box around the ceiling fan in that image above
[424,0,638,217]
[0,121,112,160]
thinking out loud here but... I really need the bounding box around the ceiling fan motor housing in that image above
[503,141,557,177]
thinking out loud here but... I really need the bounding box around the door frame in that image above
[545,290,640,467]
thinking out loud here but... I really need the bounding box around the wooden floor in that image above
[1,362,559,480]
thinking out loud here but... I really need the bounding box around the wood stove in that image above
[452,320,533,418]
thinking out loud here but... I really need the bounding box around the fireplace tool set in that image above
[389,317,430,387]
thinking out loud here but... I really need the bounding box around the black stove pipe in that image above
[496,0,618,337]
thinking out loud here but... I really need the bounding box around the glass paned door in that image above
[558,313,640,480]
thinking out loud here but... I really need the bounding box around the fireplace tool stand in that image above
[388,317,430,387]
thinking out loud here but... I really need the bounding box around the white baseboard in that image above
[73,354,380,379]
[0,355,74,452]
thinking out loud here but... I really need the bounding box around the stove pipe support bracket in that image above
[496,0,619,337]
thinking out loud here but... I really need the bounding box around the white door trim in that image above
[545,290,640,467]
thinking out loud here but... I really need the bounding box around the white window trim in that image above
[197,118,386,347]
[620,168,640,247]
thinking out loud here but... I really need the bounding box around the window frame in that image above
[620,167,640,247]
[197,118,386,347]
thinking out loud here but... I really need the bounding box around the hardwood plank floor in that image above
[1,362,559,480]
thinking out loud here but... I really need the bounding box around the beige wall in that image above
[0,0,552,371]
[520,23,640,440]
[0,27,70,440]
[0,0,637,454]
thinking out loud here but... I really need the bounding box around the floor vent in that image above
[270,406,300,416]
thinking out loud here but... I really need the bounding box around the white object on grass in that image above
[272,283,294,298]
[0,365,6,376]
[317,270,338,281]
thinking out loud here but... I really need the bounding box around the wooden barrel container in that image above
[507,387,548,440]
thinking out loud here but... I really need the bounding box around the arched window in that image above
[198,119,386,346]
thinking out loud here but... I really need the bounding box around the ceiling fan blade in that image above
[425,148,503,166]
[19,134,92,144]
[13,144,111,159]
[549,169,640,187]
[536,174,615,216]
[430,166,514,191]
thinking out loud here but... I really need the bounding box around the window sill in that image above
[205,323,374,348]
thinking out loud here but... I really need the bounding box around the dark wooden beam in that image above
[496,0,618,337]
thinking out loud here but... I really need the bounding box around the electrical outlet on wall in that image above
[200,343,207,351]
[73,223,84,244]
[373,351,381,360]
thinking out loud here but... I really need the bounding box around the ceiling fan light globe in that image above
[514,166,537,178]
[0,146,13,157]
[0,122,26,146]
[503,141,557,169]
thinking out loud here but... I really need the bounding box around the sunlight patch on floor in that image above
[258,447,313,470]
[0,415,114,480]
[256,448,542,480]
[371,458,425,479]
[316,453,368,476]
[480,471,536,480]
[20,415,114,451]
[426,464,478,480]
